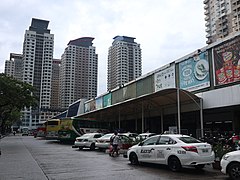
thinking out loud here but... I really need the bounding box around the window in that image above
[157,136,176,145]
[178,136,201,144]
[142,136,159,146]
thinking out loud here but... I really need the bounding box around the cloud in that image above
[0,0,206,95]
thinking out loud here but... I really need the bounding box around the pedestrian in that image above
[110,131,120,156]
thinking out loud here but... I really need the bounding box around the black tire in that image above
[228,163,240,180]
[129,152,139,165]
[90,143,95,151]
[195,164,205,170]
[78,147,83,150]
[168,156,182,172]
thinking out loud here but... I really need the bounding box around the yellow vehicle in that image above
[46,119,61,140]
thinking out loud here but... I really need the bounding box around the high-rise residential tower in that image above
[21,18,54,128]
[107,36,142,91]
[4,53,23,81]
[59,37,98,109]
[204,0,240,44]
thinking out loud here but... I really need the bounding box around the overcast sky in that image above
[0,0,207,95]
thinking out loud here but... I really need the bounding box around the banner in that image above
[213,36,240,85]
[179,51,210,91]
[95,97,103,110]
[154,64,176,92]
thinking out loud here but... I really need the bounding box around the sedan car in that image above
[127,134,215,171]
[74,133,103,150]
[221,150,240,180]
[95,133,134,153]
[135,133,156,142]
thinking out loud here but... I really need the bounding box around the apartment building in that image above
[107,36,142,91]
[21,18,54,128]
[4,53,23,81]
[59,37,98,109]
[204,0,240,44]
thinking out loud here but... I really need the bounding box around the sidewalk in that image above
[0,135,48,180]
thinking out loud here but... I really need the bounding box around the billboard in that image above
[103,93,112,107]
[95,97,103,110]
[179,51,210,91]
[154,64,176,92]
[213,36,240,85]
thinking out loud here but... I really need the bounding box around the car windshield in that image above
[178,136,201,143]
[100,134,112,139]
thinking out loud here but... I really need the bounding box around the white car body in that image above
[221,150,240,179]
[127,134,215,171]
[74,133,103,150]
[95,133,113,150]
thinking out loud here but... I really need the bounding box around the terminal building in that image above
[55,33,240,138]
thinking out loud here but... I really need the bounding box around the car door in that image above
[138,136,159,163]
[154,136,176,164]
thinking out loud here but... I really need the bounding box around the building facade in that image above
[21,18,54,128]
[4,53,23,81]
[59,37,98,109]
[204,0,240,44]
[107,36,142,91]
[51,59,61,110]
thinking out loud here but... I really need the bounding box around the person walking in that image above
[110,131,120,156]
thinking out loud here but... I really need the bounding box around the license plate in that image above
[202,149,209,153]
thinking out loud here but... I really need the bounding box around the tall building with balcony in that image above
[204,0,240,44]
[21,18,54,128]
[107,36,142,91]
[59,37,98,109]
[4,53,23,81]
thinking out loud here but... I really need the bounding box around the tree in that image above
[0,73,37,134]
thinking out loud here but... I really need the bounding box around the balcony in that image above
[204,10,209,15]
[206,27,211,32]
[204,0,209,4]
[206,39,212,44]
[205,22,210,26]
[204,4,209,9]
[205,16,210,21]
[206,33,211,38]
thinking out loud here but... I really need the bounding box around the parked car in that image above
[221,150,240,180]
[74,133,103,150]
[135,133,156,142]
[126,134,215,171]
[121,132,138,141]
[95,133,134,153]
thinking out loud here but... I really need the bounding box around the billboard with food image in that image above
[213,36,240,85]
[179,51,210,92]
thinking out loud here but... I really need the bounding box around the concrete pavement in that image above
[0,134,48,180]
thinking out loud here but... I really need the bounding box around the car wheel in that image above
[168,156,182,172]
[90,143,95,151]
[78,147,83,150]
[228,162,240,180]
[195,164,205,170]
[129,152,139,165]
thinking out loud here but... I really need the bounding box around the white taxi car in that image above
[74,133,103,150]
[127,134,215,171]
[221,150,240,180]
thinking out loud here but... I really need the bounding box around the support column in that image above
[161,109,164,134]
[118,108,121,129]
[142,102,144,133]
[177,88,181,134]
[200,98,204,138]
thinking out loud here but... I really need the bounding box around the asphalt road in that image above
[0,135,230,180]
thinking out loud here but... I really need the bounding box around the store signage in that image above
[154,64,176,92]
[179,51,210,91]
[213,36,240,86]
